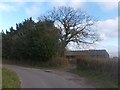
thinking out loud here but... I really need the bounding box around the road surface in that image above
[3,65,97,88]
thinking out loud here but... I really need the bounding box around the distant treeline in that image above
[2,17,60,64]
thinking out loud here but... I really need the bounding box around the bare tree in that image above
[39,6,99,55]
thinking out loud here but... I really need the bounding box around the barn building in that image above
[65,49,109,62]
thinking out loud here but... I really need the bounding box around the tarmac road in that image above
[3,65,82,88]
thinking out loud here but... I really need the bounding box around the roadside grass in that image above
[72,68,118,88]
[2,68,21,88]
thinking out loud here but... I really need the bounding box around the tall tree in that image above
[39,6,99,55]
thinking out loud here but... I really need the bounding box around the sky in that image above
[0,0,119,57]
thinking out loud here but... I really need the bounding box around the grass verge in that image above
[71,68,118,88]
[2,68,21,88]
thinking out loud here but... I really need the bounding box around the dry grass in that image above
[51,57,69,67]
[76,57,118,82]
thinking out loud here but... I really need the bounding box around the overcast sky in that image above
[0,0,119,57]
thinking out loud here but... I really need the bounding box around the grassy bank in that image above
[72,68,118,88]
[2,68,21,88]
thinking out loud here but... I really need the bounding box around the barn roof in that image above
[65,49,109,56]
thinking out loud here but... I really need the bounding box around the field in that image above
[2,68,20,88]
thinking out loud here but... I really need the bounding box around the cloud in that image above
[25,3,46,17]
[0,2,26,12]
[0,0,42,2]
[93,39,118,57]
[1,0,119,2]
[97,17,118,40]
[97,2,118,12]
[67,0,86,9]
[50,0,67,7]
[0,2,16,12]
[50,0,85,9]
[87,0,119,1]
[93,17,118,57]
